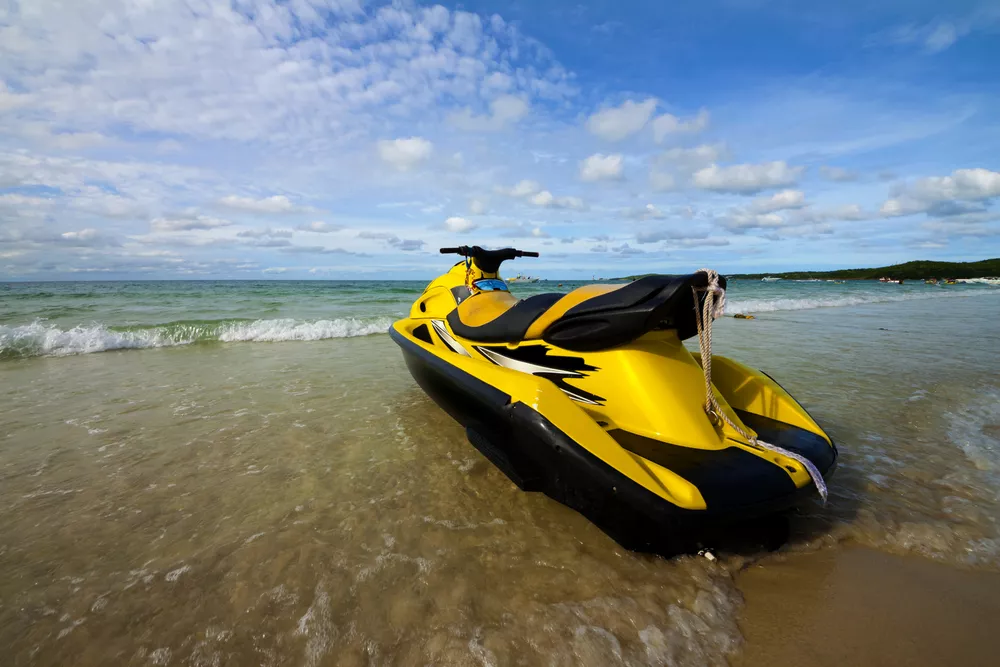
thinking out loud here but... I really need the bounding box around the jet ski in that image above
[390,246,837,555]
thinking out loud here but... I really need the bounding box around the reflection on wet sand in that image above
[1,339,741,666]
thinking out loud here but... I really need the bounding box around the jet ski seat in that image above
[445,292,564,344]
[446,274,724,351]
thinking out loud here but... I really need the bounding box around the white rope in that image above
[693,269,828,503]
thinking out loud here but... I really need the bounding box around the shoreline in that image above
[734,543,1000,666]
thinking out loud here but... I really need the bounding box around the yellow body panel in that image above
[693,353,831,444]
[455,290,518,326]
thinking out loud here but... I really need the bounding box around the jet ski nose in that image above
[608,429,811,513]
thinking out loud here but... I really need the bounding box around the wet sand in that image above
[735,545,1000,667]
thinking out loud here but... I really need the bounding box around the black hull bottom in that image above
[392,329,816,557]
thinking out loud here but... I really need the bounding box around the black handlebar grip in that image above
[439,247,461,254]
[520,251,540,257]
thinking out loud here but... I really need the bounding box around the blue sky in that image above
[1,0,998,280]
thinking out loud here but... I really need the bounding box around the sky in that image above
[1,0,999,280]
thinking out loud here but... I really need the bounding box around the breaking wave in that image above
[727,288,996,315]
[4,285,998,359]
[0,317,394,359]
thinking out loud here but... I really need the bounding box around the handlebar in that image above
[439,245,539,272]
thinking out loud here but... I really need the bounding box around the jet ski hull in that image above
[391,324,835,555]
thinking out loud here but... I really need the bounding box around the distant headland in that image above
[617,258,1000,282]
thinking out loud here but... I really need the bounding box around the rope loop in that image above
[692,269,828,503]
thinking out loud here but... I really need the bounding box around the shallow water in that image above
[1,280,999,665]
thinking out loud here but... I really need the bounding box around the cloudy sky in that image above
[1,0,999,280]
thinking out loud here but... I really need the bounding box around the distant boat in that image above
[508,273,539,284]
[761,276,781,282]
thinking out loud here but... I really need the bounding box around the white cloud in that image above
[529,191,554,207]
[652,109,709,142]
[483,72,513,93]
[908,168,1000,201]
[449,95,529,132]
[529,190,585,210]
[69,187,144,218]
[156,139,183,154]
[693,161,804,193]
[236,227,294,239]
[19,122,109,150]
[0,2,573,148]
[498,180,541,197]
[819,166,859,182]
[498,223,550,239]
[721,200,869,233]
[219,195,300,214]
[0,193,52,208]
[61,228,99,241]
[921,218,1000,237]
[881,19,980,55]
[610,243,644,255]
[377,137,433,171]
[622,204,666,221]
[497,180,584,209]
[650,172,676,192]
[579,153,624,182]
[444,216,477,233]
[635,226,712,243]
[151,215,232,232]
[786,204,869,224]
[719,211,787,231]
[586,98,657,141]
[924,23,960,52]
[296,221,342,233]
[657,236,731,248]
[0,82,33,112]
[659,143,727,170]
[879,197,935,218]
[750,190,807,213]
[468,198,487,215]
[358,231,426,251]
[880,168,1000,217]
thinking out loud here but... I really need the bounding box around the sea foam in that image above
[0,317,393,359]
[2,288,996,358]
[727,288,994,315]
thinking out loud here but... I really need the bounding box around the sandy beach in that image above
[736,545,1000,667]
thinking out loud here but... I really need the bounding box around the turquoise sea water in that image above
[2,278,997,358]
[2,277,1000,665]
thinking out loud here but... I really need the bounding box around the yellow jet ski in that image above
[390,246,837,554]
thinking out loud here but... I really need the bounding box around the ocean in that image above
[2,277,1000,665]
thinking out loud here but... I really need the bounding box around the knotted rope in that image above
[692,269,828,503]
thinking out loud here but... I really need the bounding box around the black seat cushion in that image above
[543,274,725,351]
[446,293,564,343]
